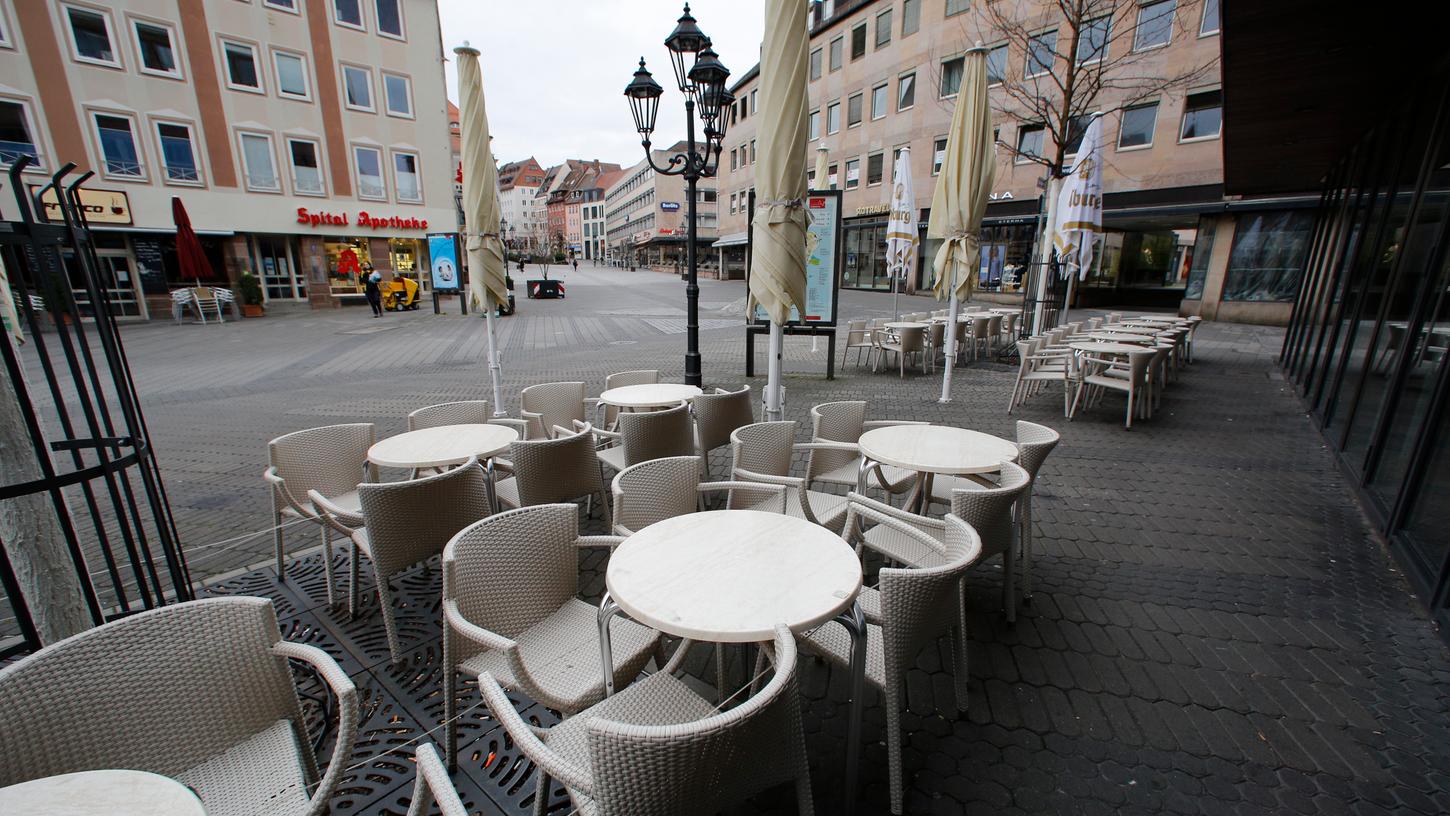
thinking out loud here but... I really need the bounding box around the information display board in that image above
[747,189,841,327]
[427,233,460,291]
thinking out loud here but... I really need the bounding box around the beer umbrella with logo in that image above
[455,43,508,415]
[813,144,829,190]
[1050,113,1105,326]
[750,0,810,422]
[885,146,918,321]
[927,44,995,403]
[172,196,210,281]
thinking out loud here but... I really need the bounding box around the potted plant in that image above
[238,272,264,318]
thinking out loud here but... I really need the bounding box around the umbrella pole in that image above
[765,320,785,421]
[1062,270,1077,328]
[893,270,901,322]
[939,282,959,403]
[484,297,505,417]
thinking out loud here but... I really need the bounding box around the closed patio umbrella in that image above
[455,44,508,416]
[750,0,810,422]
[1051,113,1105,325]
[927,44,995,403]
[885,147,917,321]
[172,197,210,281]
[813,144,829,190]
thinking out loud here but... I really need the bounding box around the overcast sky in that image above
[438,1,766,170]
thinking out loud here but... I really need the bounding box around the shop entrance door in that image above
[254,236,304,301]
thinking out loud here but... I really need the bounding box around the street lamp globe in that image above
[688,46,731,123]
[623,58,663,141]
[663,4,709,92]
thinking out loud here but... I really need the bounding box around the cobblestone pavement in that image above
[30,264,1450,814]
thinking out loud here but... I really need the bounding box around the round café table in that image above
[597,509,867,816]
[368,423,518,511]
[1086,332,1156,344]
[597,382,703,410]
[857,424,1019,510]
[883,321,928,331]
[0,769,206,816]
[1069,340,1158,356]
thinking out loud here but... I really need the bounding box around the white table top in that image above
[988,308,1020,314]
[858,424,1018,476]
[606,510,861,642]
[597,383,703,409]
[1126,316,1181,324]
[1071,341,1158,355]
[1086,332,1155,343]
[0,770,206,816]
[883,321,927,330]
[368,423,517,469]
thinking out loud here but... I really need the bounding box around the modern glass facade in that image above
[1281,78,1450,623]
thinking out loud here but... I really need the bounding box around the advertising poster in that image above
[427,233,459,291]
[751,191,840,325]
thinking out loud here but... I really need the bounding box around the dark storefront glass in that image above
[1183,216,1216,299]
[1221,210,1314,301]
[842,220,888,289]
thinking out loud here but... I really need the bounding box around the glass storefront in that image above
[325,237,371,296]
[1222,210,1315,301]
[842,219,889,290]
[390,238,422,289]
[252,235,304,301]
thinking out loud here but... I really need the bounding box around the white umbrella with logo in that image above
[885,147,918,322]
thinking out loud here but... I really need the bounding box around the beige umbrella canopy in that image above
[456,46,507,311]
[813,145,829,190]
[928,45,995,304]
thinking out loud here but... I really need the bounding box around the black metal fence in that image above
[0,158,191,658]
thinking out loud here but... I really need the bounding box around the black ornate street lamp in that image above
[624,3,731,387]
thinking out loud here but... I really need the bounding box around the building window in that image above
[1077,17,1110,64]
[0,100,42,167]
[875,8,891,48]
[945,0,969,17]
[897,72,915,110]
[751,139,756,161]
[829,36,843,72]
[222,41,262,92]
[333,0,364,30]
[932,137,946,175]
[827,101,841,134]
[383,72,412,117]
[288,138,324,195]
[94,113,143,178]
[1027,30,1057,78]
[985,44,1008,86]
[1118,102,1158,148]
[730,147,738,170]
[155,121,199,183]
[1200,0,1220,35]
[844,158,860,190]
[871,83,888,120]
[393,151,420,202]
[375,0,403,38]
[850,22,866,60]
[0,8,11,49]
[263,0,298,11]
[751,89,758,111]
[808,109,821,140]
[847,92,863,128]
[273,51,310,99]
[342,64,374,111]
[1016,125,1045,162]
[66,6,119,67]
[940,57,963,97]
[1221,210,1315,301]
[353,145,385,199]
[1134,0,1176,51]
[1180,89,1222,141]
[901,0,919,36]
[238,131,279,191]
[132,20,180,78]
[728,192,736,214]
[827,163,838,188]
[867,152,883,186]
[1063,115,1092,156]
[809,48,822,81]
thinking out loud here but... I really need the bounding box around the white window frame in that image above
[151,118,203,185]
[332,0,366,32]
[1076,17,1110,66]
[986,44,1008,87]
[1015,125,1045,164]
[870,83,888,120]
[391,149,422,203]
[940,56,963,98]
[89,109,147,181]
[285,136,326,196]
[932,136,946,175]
[237,129,282,192]
[844,157,860,190]
[846,91,863,129]
[0,96,45,170]
[897,71,915,111]
[382,71,414,118]
[1133,0,1176,52]
[1199,0,1221,36]
[374,0,405,40]
[1178,89,1223,143]
[826,101,841,135]
[128,16,182,80]
[352,144,387,200]
[220,38,265,94]
[270,49,311,101]
[1026,30,1057,78]
[808,109,820,141]
[1116,101,1159,151]
[340,64,375,112]
[262,0,301,15]
[63,4,122,69]
[866,151,884,187]
[0,3,14,49]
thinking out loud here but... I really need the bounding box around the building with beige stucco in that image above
[604,140,719,272]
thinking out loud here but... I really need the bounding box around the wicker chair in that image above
[1013,421,1060,601]
[729,421,853,532]
[597,369,659,430]
[0,597,357,816]
[611,455,786,535]
[264,423,377,606]
[801,507,979,816]
[594,401,695,474]
[521,381,589,440]
[494,424,612,528]
[441,503,666,770]
[805,400,919,497]
[875,325,925,377]
[693,385,754,478]
[404,743,467,816]
[478,624,813,816]
[841,318,874,368]
[1070,349,1154,428]
[1007,337,1076,416]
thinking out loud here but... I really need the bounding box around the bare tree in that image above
[961,0,1218,177]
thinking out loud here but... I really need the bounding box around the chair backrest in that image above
[169,289,191,304]
[357,459,492,578]
[520,381,586,439]
[731,420,796,478]
[509,424,607,506]
[807,400,864,480]
[443,504,580,640]
[603,370,660,427]
[948,461,1031,557]
[409,400,492,431]
[694,385,754,455]
[1016,337,1038,372]
[897,325,924,353]
[192,287,214,301]
[1015,420,1060,481]
[1086,317,1102,330]
[928,321,945,346]
[987,315,1002,337]
[612,456,703,534]
[269,423,376,506]
[972,315,991,339]
[847,318,866,331]
[617,401,695,467]
[587,625,808,815]
[1001,312,1018,336]
[0,597,302,785]
[877,513,983,672]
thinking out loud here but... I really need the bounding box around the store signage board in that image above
[660,201,681,211]
[296,207,428,231]
[747,189,841,328]
[30,186,132,225]
[427,233,460,291]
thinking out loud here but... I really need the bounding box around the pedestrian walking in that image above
[364,269,383,317]
[572,256,578,272]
